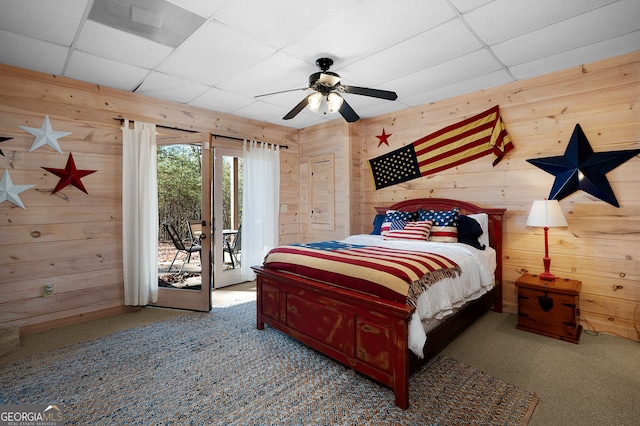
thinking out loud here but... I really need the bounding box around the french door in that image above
[152,132,212,311]
[212,147,245,288]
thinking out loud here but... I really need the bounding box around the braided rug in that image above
[0,299,537,425]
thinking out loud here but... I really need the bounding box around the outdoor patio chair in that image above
[223,224,241,269]
[164,223,201,273]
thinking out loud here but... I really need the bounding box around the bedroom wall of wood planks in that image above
[297,51,640,342]
[1,51,637,342]
[0,64,299,334]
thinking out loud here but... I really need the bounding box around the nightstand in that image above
[515,273,582,343]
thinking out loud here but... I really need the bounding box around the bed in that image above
[252,198,505,409]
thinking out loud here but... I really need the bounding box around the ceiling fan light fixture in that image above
[308,92,323,112]
[327,92,343,113]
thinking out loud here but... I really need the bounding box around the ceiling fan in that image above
[255,57,398,123]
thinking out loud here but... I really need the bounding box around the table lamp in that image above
[526,199,568,281]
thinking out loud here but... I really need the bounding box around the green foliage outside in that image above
[157,145,202,241]
[157,145,243,242]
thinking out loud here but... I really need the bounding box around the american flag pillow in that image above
[418,208,459,242]
[384,220,433,241]
[380,210,414,236]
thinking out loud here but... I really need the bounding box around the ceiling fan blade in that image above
[283,94,312,120]
[341,85,398,100]
[254,87,308,98]
[338,98,360,122]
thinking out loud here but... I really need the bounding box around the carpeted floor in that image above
[0,300,537,425]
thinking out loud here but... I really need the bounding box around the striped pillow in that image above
[380,210,414,236]
[384,221,433,241]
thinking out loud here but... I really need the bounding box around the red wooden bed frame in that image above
[252,198,505,409]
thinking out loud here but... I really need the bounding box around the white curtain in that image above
[240,140,280,281]
[121,120,158,305]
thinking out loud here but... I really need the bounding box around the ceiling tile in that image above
[212,0,355,49]
[189,87,255,113]
[282,0,456,67]
[339,18,483,87]
[217,52,311,98]
[0,0,88,46]
[509,31,640,79]
[65,51,151,91]
[491,0,640,66]
[134,71,210,103]
[463,0,618,45]
[75,20,173,69]
[387,49,503,99]
[403,69,513,106]
[0,30,68,75]
[166,0,227,17]
[157,21,276,85]
[449,0,494,13]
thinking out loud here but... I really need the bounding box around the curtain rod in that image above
[116,118,288,149]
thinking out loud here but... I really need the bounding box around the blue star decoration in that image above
[19,115,71,154]
[527,124,639,207]
[0,168,35,209]
[0,136,12,157]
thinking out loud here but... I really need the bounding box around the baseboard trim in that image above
[19,306,139,336]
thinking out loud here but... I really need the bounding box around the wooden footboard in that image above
[254,198,505,408]
[253,266,415,409]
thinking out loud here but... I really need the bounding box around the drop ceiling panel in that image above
[217,52,311,98]
[492,0,640,66]
[65,51,151,91]
[189,87,255,113]
[282,0,456,66]
[338,19,483,87]
[510,31,640,79]
[166,0,227,18]
[75,20,173,69]
[388,49,504,100]
[0,0,88,46]
[464,0,618,45]
[134,71,209,103]
[212,0,353,49]
[157,21,276,85]
[0,30,69,75]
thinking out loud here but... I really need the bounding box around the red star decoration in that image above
[376,128,392,147]
[42,153,97,194]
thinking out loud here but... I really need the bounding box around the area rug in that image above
[0,300,537,425]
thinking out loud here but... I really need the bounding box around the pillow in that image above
[458,214,485,250]
[467,213,490,248]
[380,210,414,236]
[384,221,433,241]
[418,208,459,242]
[371,213,386,235]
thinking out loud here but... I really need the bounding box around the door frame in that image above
[212,146,244,288]
[152,132,212,311]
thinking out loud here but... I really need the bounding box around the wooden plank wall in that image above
[0,64,299,334]
[352,51,639,341]
[298,120,350,242]
[294,52,638,342]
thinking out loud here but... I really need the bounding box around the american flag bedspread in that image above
[262,240,462,307]
[263,235,497,357]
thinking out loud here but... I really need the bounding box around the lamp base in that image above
[539,271,556,281]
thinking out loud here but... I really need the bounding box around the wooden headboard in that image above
[375,198,506,291]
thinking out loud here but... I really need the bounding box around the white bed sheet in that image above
[343,234,496,358]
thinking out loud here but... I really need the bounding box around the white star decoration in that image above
[0,169,35,209]
[19,115,71,154]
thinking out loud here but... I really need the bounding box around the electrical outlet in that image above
[43,283,54,297]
